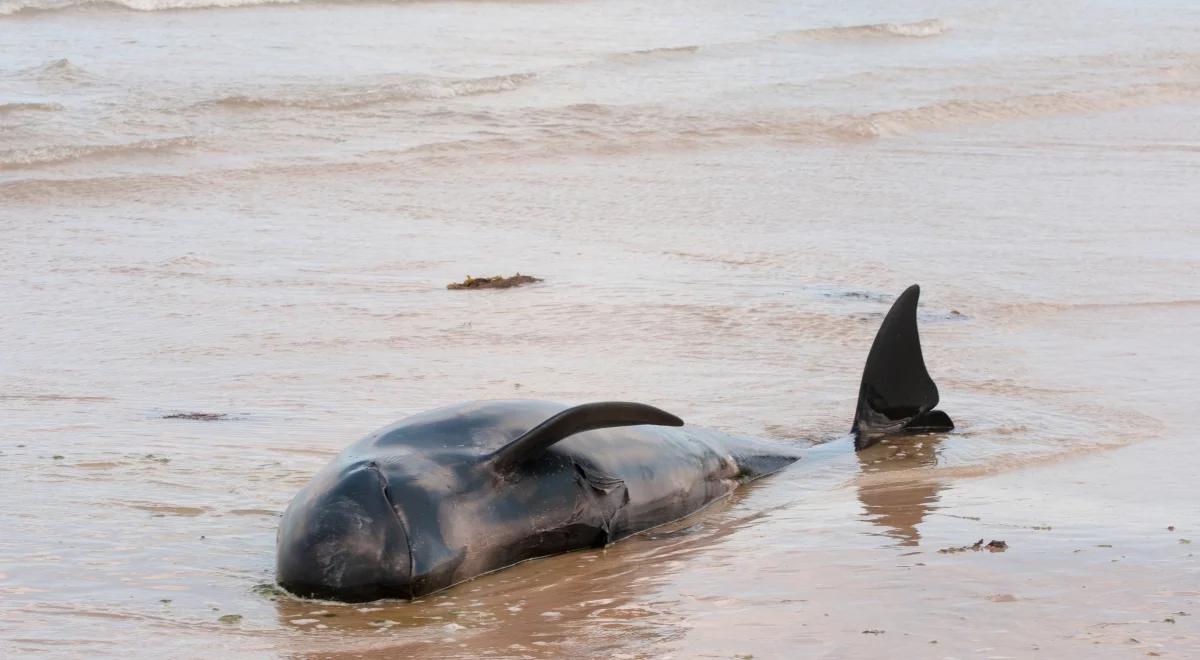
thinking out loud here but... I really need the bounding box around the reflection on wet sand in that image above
[273,489,768,658]
[854,434,947,546]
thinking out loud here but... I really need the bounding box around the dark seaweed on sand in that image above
[446,273,542,290]
[162,412,228,421]
[938,539,1008,554]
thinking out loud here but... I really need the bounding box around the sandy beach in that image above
[2,0,1198,656]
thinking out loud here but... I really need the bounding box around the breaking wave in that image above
[205,73,535,111]
[772,18,948,42]
[2,0,296,15]
[0,0,550,16]
[0,136,198,170]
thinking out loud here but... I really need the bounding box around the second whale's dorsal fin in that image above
[852,284,954,449]
[490,402,684,473]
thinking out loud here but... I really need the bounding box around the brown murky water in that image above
[3,0,1199,657]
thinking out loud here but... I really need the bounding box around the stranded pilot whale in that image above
[277,284,954,601]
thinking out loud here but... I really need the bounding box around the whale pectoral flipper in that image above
[852,284,954,450]
[489,402,684,473]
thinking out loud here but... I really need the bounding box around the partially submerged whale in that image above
[277,284,953,601]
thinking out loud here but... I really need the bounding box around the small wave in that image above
[608,45,701,63]
[854,436,1132,488]
[774,18,947,43]
[0,172,197,202]
[0,136,198,171]
[854,404,1162,490]
[205,73,534,111]
[0,101,63,113]
[598,19,946,66]
[833,82,1200,139]
[16,58,94,85]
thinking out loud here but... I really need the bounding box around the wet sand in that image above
[3,0,1199,656]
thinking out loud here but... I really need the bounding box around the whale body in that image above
[277,284,953,601]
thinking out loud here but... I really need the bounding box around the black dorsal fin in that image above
[852,285,953,449]
[490,402,683,473]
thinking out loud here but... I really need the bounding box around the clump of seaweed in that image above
[938,539,1008,554]
[446,273,542,290]
[252,582,289,601]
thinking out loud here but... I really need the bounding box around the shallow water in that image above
[2,0,1199,657]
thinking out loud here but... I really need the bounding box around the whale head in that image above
[276,461,412,602]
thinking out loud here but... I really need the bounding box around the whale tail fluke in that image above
[852,284,953,450]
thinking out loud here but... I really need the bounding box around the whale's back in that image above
[351,400,802,562]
